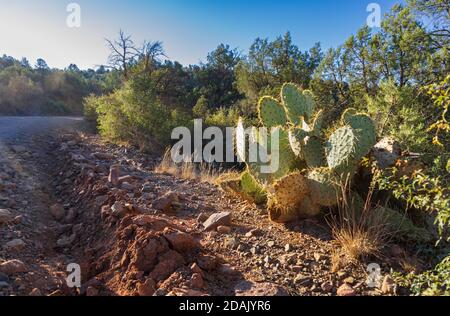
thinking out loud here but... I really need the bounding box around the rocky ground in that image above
[0,118,410,296]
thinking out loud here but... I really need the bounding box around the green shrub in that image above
[204,106,240,128]
[93,77,191,151]
[394,255,450,296]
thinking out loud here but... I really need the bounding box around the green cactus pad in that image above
[258,97,287,128]
[302,90,316,120]
[306,168,340,207]
[325,125,358,175]
[240,171,268,204]
[281,83,315,124]
[303,136,326,168]
[341,108,358,123]
[217,171,267,205]
[311,109,324,136]
[343,113,377,160]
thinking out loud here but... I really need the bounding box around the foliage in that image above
[93,75,191,151]
[426,75,450,149]
[394,255,450,296]
[374,168,450,243]
[0,55,115,115]
[365,80,431,153]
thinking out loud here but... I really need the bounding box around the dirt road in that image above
[0,117,84,296]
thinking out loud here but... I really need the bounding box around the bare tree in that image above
[105,30,137,79]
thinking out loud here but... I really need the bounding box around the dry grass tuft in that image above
[155,148,222,184]
[328,181,390,269]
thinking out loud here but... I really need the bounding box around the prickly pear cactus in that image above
[225,83,377,222]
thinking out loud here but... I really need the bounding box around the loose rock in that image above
[0,260,27,275]
[235,281,289,296]
[337,283,356,296]
[0,209,13,224]
[203,212,231,231]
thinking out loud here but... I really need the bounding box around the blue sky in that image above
[0,0,403,69]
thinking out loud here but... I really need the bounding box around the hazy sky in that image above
[0,0,403,69]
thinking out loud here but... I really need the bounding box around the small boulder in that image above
[0,260,27,275]
[203,212,231,231]
[372,137,401,169]
[164,231,198,253]
[152,191,180,213]
[4,239,26,251]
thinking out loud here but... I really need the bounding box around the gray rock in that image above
[111,202,127,217]
[4,239,26,251]
[0,209,13,224]
[0,272,9,283]
[56,233,77,248]
[372,137,401,169]
[203,212,231,231]
[235,280,289,296]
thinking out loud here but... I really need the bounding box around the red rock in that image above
[337,283,356,296]
[164,231,198,253]
[197,254,218,271]
[151,191,180,213]
[0,260,27,275]
[217,226,231,234]
[138,278,156,296]
[234,281,289,296]
[149,250,185,281]
[190,273,204,289]
[190,263,203,275]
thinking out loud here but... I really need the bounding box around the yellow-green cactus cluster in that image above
[227,83,377,222]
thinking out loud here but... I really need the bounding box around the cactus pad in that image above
[258,97,287,128]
